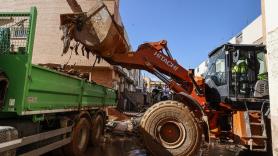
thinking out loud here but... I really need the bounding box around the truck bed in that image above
[22,64,116,115]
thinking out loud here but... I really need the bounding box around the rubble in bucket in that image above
[60,0,130,59]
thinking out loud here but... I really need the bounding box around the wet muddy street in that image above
[86,133,147,156]
[47,108,272,156]
[84,133,271,156]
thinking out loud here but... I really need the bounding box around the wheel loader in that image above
[60,1,271,155]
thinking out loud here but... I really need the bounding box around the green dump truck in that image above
[0,7,116,156]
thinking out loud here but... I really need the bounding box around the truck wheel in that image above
[91,114,104,145]
[140,100,202,156]
[64,118,90,156]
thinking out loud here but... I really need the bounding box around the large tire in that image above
[64,118,90,156]
[140,100,202,156]
[91,114,105,146]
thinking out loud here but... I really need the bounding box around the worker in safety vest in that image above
[232,60,249,95]
[232,61,248,74]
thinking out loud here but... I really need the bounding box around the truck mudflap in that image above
[60,1,130,58]
[0,126,72,156]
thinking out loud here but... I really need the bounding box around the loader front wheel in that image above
[140,100,202,156]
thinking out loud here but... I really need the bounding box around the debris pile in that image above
[60,0,130,60]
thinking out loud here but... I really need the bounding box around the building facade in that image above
[195,60,208,77]
[143,77,165,93]
[0,0,143,91]
[261,0,278,154]
[229,15,263,45]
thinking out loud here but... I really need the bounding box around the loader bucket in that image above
[60,1,130,57]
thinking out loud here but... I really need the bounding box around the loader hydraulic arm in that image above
[101,40,194,93]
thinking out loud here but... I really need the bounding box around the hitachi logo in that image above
[154,52,179,71]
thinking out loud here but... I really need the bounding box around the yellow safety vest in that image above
[232,62,248,74]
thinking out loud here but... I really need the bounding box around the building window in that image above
[11,27,28,39]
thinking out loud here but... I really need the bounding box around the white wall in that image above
[195,60,208,77]
[229,15,263,44]
[263,0,278,155]
[265,1,278,32]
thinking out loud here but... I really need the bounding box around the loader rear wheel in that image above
[91,114,104,146]
[64,118,90,156]
[140,100,202,156]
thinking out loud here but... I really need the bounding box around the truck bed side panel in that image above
[22,65,116,115]
[25,65,82,112]
[82,82,116,107]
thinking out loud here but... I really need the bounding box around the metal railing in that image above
[0,12,31,54]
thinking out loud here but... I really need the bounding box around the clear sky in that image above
[119,0,261,69]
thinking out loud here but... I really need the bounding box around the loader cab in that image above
[205,44,268,104]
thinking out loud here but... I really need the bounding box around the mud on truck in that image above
[0,8,117,156]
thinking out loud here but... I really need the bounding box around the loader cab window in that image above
[206,50,226,86]
[257,52,267,76]
[230,50,251,97]
[230,49,266,97]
